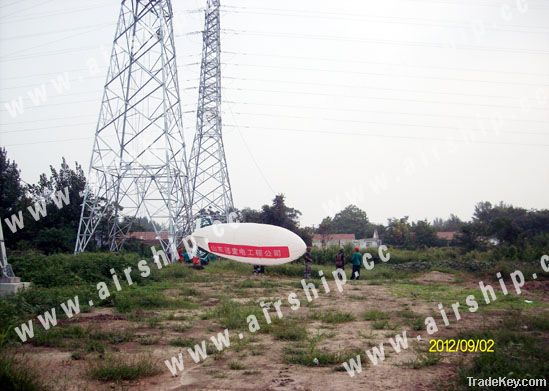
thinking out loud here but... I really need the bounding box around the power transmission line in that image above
[221,100,549,124]
[220,7,549,34]
[224,124,549,148]
[224,85,548,110]
[221,29,549,55]
[221,62,549,88]
[222,50,549,78]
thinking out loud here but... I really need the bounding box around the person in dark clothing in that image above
[303,247,313,279]
[335,248,345,280]
[191,255,204,270]
[350,247,362,280]
[180,249,191,264]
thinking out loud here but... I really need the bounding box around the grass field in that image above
[0,253,547,390]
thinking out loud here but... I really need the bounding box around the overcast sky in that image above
[1,0,548,227]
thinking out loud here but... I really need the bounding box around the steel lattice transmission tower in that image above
[75,0,190,254]
[189,0,233,224]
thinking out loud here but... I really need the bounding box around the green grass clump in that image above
[523,315,549,331]
[88,354,160,382]
[363,310,389,321]
[229,361,245,370]
[309,311,355,324]
[390,283,475,307]
[390,283,536,311]
[85,339,106,353]
[0,285,96,334]
[30,325,131,349]
[269,319,307,341]
[89,329,133,344]
[112,286,197,313]
[283,344,360,366]
[409,317,424,331]
[205,299,263,330]
[0,356,44,391]
[31,325,86,348]
[371,320,391,330]
[71,351,84,360]
[402,351,440,369]
[169,337,198,347]
[396,309,416,319]
[236,279,276,289]
[136,336,160,345]
[171,323,192,333]
[282,333,361,367]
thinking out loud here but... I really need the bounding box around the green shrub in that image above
[229,361,245,370]
[310,311,355,324]
[402,351,440,369]
[371,320,391,330]
[205,299,263,330]
[10,252,160,288]
[0,356,44,391]
[111,286,197,313]
[0,284,96,333]
[31,325,86,348]
[169,337,197,347]
[363,310,389,321]
[88,354,160,382]
[270,319,307,341]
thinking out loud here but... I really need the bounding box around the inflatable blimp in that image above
[191,223,306,265]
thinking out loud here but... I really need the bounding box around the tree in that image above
[324,205,371,239]
[0,148,28,248]
[410,220,438,248]
[317,217,333,235]
[237,195,311,245]
[457,201,549,250]
[384,217,411,247]
[25,158,87,253]
[28,158,86,230]
[0,148,24,218]
[240,207,262,223]
[123,216,160,232]
[456,222,482,251]
[433,214,463,231]
[260,194,301,231]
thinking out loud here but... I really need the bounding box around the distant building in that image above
[312,233,355,248]
[436,231,458,242]
[355,229,382,248]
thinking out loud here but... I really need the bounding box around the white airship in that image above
[190,223,307,265]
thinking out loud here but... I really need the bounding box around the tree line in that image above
[1,147,548,255]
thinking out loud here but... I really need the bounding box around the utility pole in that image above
[75,0,191,256]
[0,221,29,296]
[189,0,234,226]
[0,221,13,278]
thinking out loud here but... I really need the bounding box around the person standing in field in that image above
[350,247,362,280]
[335,248,345,280]
[304,247,313,279]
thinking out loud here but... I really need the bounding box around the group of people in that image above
[303,246,363,280]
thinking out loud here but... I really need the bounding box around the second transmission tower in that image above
[189,0,233,225]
